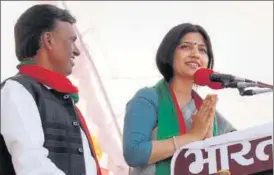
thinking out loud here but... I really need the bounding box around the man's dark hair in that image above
[14,4,76,61]
[156,23,214,82]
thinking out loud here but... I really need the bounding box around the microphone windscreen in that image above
[209,81,224,90]
[194,68,224,90]
[194,68,212,86]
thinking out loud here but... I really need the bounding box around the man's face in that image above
[46,20,80,76]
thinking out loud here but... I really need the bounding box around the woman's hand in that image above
[204,121,214,139]
[204,95,218,139]
[189,94,218,140]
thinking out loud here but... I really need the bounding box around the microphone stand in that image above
[222,81,273,96]
[239,88,273,96]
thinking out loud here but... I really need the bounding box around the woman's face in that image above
[173,32,209,79]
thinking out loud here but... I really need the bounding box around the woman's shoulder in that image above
[132,87,158,105]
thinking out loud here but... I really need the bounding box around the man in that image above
[1,4,101,175]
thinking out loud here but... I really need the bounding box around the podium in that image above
[170,123,273,175]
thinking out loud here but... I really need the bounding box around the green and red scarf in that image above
[17,60,102,175]
[155,79,217,175]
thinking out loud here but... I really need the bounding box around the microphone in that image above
[193,68,224,89]
[227,82,270,89]
[194,68,253,85]
[210,72,254,83]
[193,68,273,96]
[240,89,273,96]
[193,68,273,89]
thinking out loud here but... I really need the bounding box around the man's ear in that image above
[41,32,54,50]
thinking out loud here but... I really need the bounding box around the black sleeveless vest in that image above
[0,74,95,175]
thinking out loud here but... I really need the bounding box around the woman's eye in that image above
[180,45,189,49]
[200,48,207,54]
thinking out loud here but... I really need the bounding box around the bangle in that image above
[172,136,178,150]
